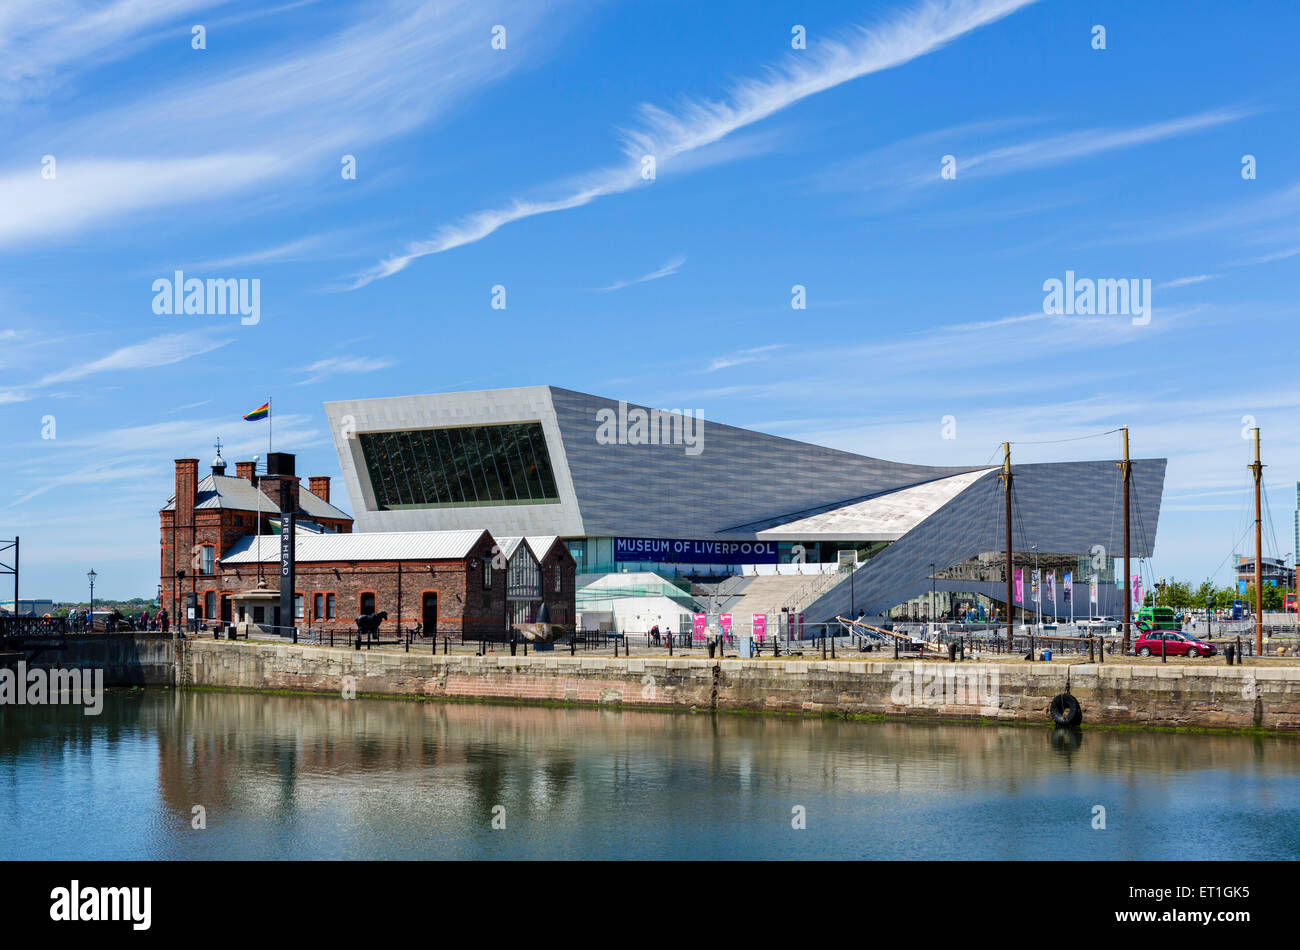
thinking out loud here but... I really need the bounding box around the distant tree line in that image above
[1144,580,1293,612]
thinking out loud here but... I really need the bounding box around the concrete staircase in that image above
[723,572,842,621]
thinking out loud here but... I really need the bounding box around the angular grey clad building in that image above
[325,386,1165,623]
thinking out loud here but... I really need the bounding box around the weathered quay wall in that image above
[12,636,1298,731]
[171,639,1300,732]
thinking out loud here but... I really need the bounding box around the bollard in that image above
[355,632,361,651]
[668,633,673,656]
[822,635,827,660]
[614,636,619,658]
[893,637,899,660]
[1088,636,1094,663]
[830,632,836,659]
[1225,643,1235,666]
[1162,635,1167,663]
[510,635,517,656]
[571,636,576,656]
[405,631,410,653]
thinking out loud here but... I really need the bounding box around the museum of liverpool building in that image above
[323,386,1166,634]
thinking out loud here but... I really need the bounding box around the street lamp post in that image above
[176,568,185,637]
[929,563,936,624]
[1031,544,1040,630]
[87,569,96,631]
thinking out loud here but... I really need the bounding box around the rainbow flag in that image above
[243,402,270,421]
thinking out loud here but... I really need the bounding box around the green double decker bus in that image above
[1135,605,1179,630]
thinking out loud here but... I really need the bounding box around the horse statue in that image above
[355,611,388,643]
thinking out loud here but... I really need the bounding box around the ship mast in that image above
[1249,427,1264,656]
[1001,442,1014,651]
[1118,428,1132,655]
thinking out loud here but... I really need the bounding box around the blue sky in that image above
[2,0,1299,601]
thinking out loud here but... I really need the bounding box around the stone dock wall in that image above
[13,636,1299,731]
[173,639,1300,732]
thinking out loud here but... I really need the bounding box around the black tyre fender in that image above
[1049,692,1083,727]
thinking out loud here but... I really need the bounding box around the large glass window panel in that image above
[359,423,559,509]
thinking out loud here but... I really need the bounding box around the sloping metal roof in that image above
[496,535,561,564]
[757,469,996,541]
[162,473,351,522]
[221,529,488,564]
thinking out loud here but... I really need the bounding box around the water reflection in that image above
[2,690,1299,860]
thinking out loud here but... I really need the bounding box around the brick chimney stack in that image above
[175,459,199,520]
[308,476,330,504]
[235,460,256,484]
[261,452,299,514]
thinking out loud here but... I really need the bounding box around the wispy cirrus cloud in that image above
[35,330,235,386]
[598,255,685,292]
[0,1,572,247]
[0,0,226,104]
[350,0,1040,288]
[707,344,787,372]
[1158,274,1220,289]
[295,356,395,386]
[818,108,1249,199]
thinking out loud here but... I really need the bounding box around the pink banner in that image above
[1131,575,1142,608]
[721,613,732,638]
[1014,568,1023,604]
[692,613,705,643]
[752,613,766,641]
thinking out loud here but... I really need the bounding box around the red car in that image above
[1134,629,1217,658]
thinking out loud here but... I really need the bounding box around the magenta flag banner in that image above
[752,614,766,641]
[721,613,733,637]
[1132,575,1143,608]
[692,613,706,642]
[1014,568,1024,604]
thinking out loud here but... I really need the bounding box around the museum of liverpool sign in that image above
[614,537,780,564]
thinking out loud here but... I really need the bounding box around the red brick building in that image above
[161,452,575,638]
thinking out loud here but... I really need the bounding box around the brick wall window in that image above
[313,593,323,620]
[204,590,216,620]
[294,593,304,620]
[360,591,375,615]
[200,545,215,575]
[554,567,561,592]
[482,562,493,590]
[326,593,336,619]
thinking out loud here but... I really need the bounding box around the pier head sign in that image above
[614,537,779,565]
